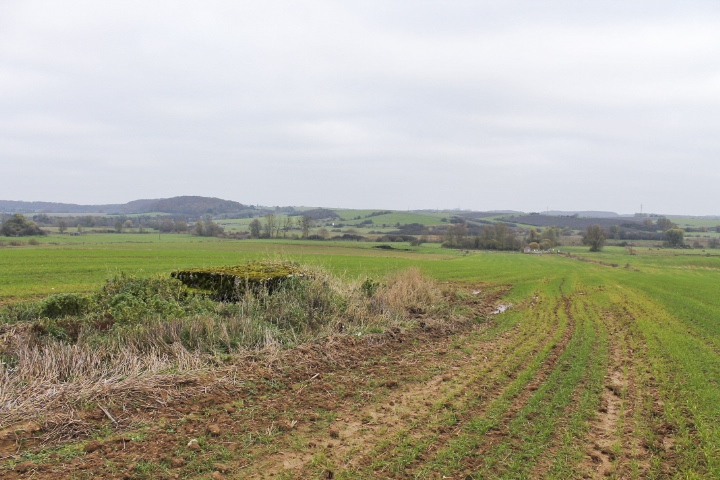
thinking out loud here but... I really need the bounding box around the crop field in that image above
[333,210,445,226]
[214,210,446,235]
[1,237,720,478]
[0,235,452,302]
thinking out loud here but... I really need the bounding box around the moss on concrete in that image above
[171,262,307,300]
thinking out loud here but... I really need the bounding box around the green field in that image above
[0,234,452,301]
[2,236,720,477]
[213,209,448,235]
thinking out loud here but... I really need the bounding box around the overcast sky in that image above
[2,1,719,215]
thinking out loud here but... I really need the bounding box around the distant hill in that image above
[290,208,340,220]
[127,196,244,215]
[0,196,245,215]
[542,211,619,218]
[0,200,109,214]
[499,214,641,230]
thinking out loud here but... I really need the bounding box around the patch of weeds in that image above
[363,326,384,334]
[129,431,148,442]
[276,472,301,480]
[38,443,83,465]
[261,377,286,390]
[451,289,472,302]
[185,455,217,477]
[91,423,114,439]
[118,420,151,439]
[243,381,259,395]
[102,460,121,476]
[13,452,44,466]
[360,278,381,297]
[333,384,348,398]
[440,411,460,427]
[312,410,338,428]
[250,431,276,445]
[237,433,258,447]
[133,460,166,478]
[288,433,309,450]
[310,451,329,468]
[208,445,234,462]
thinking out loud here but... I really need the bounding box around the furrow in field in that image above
[611,295,696,477]
[442,291,578,478]
[263,294,561,478]
[537,286,676,479]
[244,287,560,478]
[356,299,565,477]
[581,303,642,477]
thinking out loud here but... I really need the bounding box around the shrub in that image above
[0,301,42,323]
[40,293,93,318]
[96,274,191,324]
[360,278,380,297]
[0,214,46,237]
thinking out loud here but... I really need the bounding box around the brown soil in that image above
[0,287,506,478]
[531,293,671,479]
[0,286,678,479]
[583,308,638,478]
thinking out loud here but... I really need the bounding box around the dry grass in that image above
[0,265,452,440]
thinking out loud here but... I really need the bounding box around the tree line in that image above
[583,222,687,251]
[442,223,561,251]
[248,214,314,239]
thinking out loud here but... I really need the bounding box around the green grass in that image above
[4,234,720,477]
[0,236,455,301]
[334,210,445,226]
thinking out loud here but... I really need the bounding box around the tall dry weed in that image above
[0,265,449,434]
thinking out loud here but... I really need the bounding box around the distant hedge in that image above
[171,262,307,300]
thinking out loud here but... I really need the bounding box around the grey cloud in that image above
[1,1,719,214]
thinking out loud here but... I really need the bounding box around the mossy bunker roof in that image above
[171,262,306,300]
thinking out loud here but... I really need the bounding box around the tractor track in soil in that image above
[0,284,682,479]
[303,290,567,478]
[530,290,674,479]
[455,292,576,477]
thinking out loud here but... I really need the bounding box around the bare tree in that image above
[283,216,293,237]
[298,215,313,239]
[249,218,261,238]
[264,214,276,238]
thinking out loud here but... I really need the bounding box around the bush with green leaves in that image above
[0,264,445,361]
[40,293,94,318]
[0,213,45,236]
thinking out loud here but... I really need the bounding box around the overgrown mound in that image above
[1,274,211,342]
[171,261,307,300]
[0,264,455,434]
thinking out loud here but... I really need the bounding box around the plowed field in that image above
[3,247,720,478]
